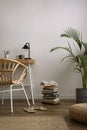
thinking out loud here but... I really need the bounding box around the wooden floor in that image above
[0,99,87,130]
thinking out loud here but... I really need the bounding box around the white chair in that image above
[0,58,30,113]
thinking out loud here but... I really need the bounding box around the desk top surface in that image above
[16,59,35,64]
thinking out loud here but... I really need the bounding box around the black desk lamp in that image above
[22,42,31,59]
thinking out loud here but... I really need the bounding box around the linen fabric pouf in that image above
[69,103,87,123]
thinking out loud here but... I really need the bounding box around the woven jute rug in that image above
[0,116,69,130]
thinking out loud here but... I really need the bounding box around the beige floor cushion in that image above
[69,103,87,123]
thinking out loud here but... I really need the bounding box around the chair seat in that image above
[69,103,87,123]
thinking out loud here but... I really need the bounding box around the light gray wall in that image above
[0,0,87,99]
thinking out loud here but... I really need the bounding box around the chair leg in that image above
[2,86,4,104]
[10,82,30,113]
[20,82,30,106]
[10,85,13,113]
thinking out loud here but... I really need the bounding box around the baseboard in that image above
[34,95,76,100]
[0,95,76,100]
[60,96,76,99]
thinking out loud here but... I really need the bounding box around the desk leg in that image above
[28,64,35,105]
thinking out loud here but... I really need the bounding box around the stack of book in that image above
[40,81,60,104]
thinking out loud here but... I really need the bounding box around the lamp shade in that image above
[22,42,30,49]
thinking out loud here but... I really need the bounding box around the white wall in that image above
[0,0,87,99]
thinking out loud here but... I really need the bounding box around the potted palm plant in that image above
[50,27,87,103]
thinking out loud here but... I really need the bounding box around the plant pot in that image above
[76,88,87,103]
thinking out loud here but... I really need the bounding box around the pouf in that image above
[69,103,87,123]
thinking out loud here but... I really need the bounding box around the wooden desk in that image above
[16,59,35,105]
[17,59,35,64]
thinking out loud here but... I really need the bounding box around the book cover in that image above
[42,97,60,104]
[40,80,58,87]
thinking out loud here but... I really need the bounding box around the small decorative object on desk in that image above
[40,80,60,104]
[16,55,25,59]
[4,50,10,58]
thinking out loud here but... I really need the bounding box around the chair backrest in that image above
[0,58,27,85]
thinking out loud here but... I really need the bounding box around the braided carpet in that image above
[0,116,69,130]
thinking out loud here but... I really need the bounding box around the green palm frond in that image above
[50,46,71,55]
[61,27,82,50]
[82,42,87,55]
[61,54,76,62]
[50,43,75,58]
[50,47,60,52]
[50,45,77,64]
